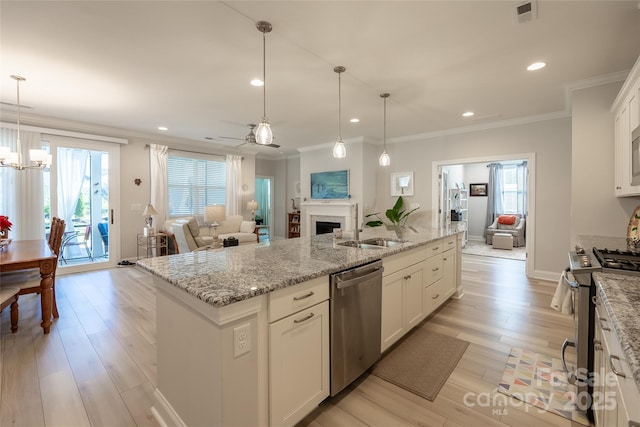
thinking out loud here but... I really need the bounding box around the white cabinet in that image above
[593,299,640,426]
[424,236,457,316]
[613,55,640,197]
[269,277,330,427]
[381,246,427,352]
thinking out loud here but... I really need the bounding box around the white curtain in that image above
[516,161,528,215]
[0,128,45,240]
[149,144,168,229]
[58,147,89,233]
[484,162,504,237]
[225,155,242,216]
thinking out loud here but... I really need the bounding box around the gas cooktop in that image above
[593,247,640,273]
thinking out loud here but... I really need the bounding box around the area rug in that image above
[497,347,589,425]
[372,329,469,402]
[462,240,526,261]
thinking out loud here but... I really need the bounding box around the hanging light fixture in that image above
[0,75,51,170]
[379,93,391,167]
[332,66,347,159]
[255,21,273,145]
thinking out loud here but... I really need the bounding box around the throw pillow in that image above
[498,215,517,225]
[240,221,256,233]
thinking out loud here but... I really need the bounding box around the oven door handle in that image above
[561,338,577,385]
[562,269,580,289]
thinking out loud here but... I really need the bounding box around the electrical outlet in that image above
[234,323,251,358]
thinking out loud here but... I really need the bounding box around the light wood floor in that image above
[0,255,584,427]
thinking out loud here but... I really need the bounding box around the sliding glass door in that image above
[44,135,120,273]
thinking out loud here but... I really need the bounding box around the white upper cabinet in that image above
[613,55,640,197]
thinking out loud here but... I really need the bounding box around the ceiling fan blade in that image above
[218,135,245,140]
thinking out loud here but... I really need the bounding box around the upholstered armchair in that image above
[486,215,526,247]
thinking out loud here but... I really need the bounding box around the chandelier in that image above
[379,93,391,166]
[332,66,347,159]
[255,21,273,145]
[0,75,51,170]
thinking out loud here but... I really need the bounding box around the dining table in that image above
[0,239,57,334]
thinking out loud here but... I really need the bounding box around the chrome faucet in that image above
[354,203,361,241]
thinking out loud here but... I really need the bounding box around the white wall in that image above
[374,117,572,278]
[464,162,489,240]
[571,82,640,244]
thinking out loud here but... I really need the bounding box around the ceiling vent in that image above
[514,1,537,24]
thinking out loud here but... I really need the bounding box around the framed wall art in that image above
[469,183,488,196]
[391,172,414,196]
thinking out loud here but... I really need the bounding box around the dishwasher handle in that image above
[335,267,383,290]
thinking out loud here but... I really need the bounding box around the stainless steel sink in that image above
[337,238,406,249]
[336,240,384,249]
[360,238,406,247]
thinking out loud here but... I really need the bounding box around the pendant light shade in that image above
[379,93,391,167]
[0,75,52,170]
[333,66,347,159]
[255,21,273,145]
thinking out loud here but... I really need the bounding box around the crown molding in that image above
[564,69,630,111]
[297,136,365,153]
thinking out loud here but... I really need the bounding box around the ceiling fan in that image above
[218,124,280,148]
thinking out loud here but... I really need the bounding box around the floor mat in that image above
[497,347,589,425]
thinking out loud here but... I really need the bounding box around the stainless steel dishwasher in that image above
[330,259,383,396]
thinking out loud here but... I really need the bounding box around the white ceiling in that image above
[1,1,639,157]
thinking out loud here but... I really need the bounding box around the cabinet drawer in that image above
[269,275,329,323]
[426,239,444,258]
[425,278,454,313]
[425,253,443,285]
[383,246,427,277]
[443,235,457,251]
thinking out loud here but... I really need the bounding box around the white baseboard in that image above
[532,269,561,282]
[152,389,187,427]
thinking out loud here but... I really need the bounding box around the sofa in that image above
[163,215,258,253]
[486,214,526,247]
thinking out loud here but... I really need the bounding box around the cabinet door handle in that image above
[443,257,448,261]
[609,355,626,378]
[616,186,622,190]
[432,293,440,299]
[432,267,439,272]
[592,296,598,306]
[403,275,412,280]
[448,241,454,245]
[433,246,439,251]
[293,291,314,301]
[594,339,602,351]
[598,317,611,331]
[293,312,315,324]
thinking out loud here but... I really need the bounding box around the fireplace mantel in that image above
[301,202,355,236]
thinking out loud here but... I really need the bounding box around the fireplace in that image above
[302,202,355,237]
[316,221,341,235]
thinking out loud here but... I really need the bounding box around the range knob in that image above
[580,256,592,268]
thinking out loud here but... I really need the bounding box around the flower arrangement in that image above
[0,215,12,232]
[0,215,12,240]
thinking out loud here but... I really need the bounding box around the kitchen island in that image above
[137,225,464,427]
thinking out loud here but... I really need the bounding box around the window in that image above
[501,163,526,214]
[168,152,226,217]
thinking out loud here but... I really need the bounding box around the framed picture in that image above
[391,172,414,196]
[469,183,488,196]
[310,170,350,200]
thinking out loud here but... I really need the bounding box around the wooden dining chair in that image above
[1,218,66,320]
[0,286,20,333]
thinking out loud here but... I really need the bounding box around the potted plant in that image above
[365,196,419,238]
[0,215,12,240]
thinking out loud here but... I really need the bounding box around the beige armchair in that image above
[486,215,526,247]
[170,219,215,253]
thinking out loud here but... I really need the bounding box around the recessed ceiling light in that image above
[250,79,264,87]
[350,118,360,123]
[462,111,474,117]
[158,126,168,131]
[527,62,546,71]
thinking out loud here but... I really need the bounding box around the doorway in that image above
[44,135,120,273]
[432,153,535,278]
[255,176,274,242]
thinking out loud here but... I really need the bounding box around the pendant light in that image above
[0,75,51,170]
[332,66,347,159]
[379,93,391,167]
[255,21,273,145]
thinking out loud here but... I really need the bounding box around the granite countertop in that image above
[593,271,640,394]
[137,225,464,308]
